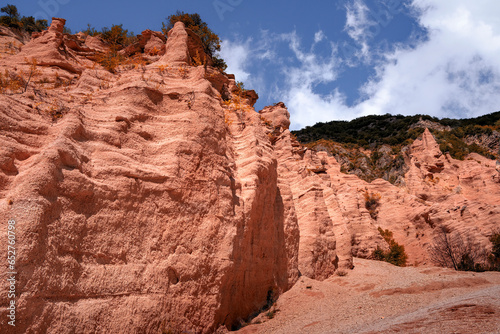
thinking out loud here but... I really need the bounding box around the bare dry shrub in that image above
[364,191,381,219]
[429,227,488,271]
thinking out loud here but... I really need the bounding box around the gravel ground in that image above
[234,258,500,334]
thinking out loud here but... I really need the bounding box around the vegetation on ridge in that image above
[1,6,228,73]
[80,11,230,74]
[162,11,227,71]
[83,24,137,49]
[82,23,138,73]
[80,11,228,72]
[0,4,48,33]
[293,112,500,183]
[293,113,500,152]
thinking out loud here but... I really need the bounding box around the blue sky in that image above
[8,0,500,129]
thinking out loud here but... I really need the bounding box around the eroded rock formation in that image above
[0,18,499,333]
[0,19,315,333]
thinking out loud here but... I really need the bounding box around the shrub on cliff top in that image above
[0,4,47,33]
[100,24,136,49]
[162,11,227,71]
[0,4,20,29]
[20,16,48,33]
[83,24,136,73]
[84,24,136,50]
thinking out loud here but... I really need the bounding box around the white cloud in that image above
[286,87,350,129]
[219,34,277,95]
[275,32,349,128]
[356,0,500,119]
[314,30,325,43]
[280,32,338,86]
[344,0,371,42]
[344,0,375,60]
[220,0,500,130]
[287,0,500,128]
[219,39,251,83]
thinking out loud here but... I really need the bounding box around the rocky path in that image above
[236,258,500,334]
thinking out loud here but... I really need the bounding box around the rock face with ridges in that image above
[263,110,499,269]
[0,18,338,333]
[122,29,167,57]
[0,25,30,56]
[0,17,499,334]
[158,21,211,67]
[261,104,342,276]
[317,127,500,266]
[17,18,83,74]
[160,21,190,65]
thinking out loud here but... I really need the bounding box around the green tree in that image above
[0,5,47,32]
[100,24,135,50]
[1,4,19,20]
[0,4,21,29]
[162,11,227,71]
[35,19,48,31]
[20,16,38,33]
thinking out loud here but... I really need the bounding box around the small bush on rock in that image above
[96,50,124,73]
[100,24,136,49]
[372,227,408,267]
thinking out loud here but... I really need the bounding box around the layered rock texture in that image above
[295,113,500,183]
[0,19,499,333]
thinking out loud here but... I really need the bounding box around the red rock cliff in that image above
[0,19,341,333]
[0,18,499,333]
